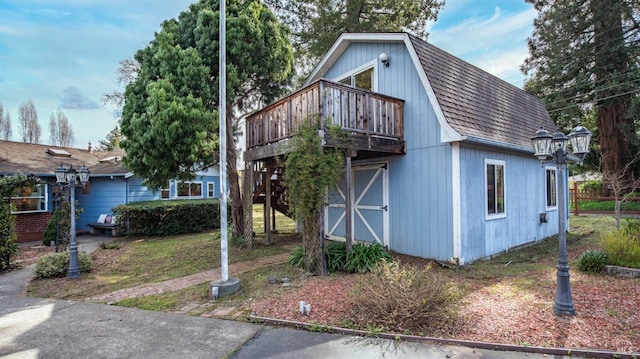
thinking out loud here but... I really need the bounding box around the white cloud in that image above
[429,5,536,86]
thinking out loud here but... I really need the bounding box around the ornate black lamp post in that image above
[531,123,591,316]
[54,163,90,279]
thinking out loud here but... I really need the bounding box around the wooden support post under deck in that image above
[344,150,356,255]
[271,206,277,232]
[265,166,275,244]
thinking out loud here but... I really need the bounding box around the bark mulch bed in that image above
[251,254,640,354]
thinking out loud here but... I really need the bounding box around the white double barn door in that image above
[325,163,389,247]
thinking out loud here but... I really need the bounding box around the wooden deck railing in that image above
[246,79,404,149]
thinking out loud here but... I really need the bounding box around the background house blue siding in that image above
[128,176,159,203]
[326,42,455,261]
[458,144,560,262]
[76,177,129,230]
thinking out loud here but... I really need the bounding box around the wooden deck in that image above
[245,79,404,161]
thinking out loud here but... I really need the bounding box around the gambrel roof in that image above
[307,33,557,152]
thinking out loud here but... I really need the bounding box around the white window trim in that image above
[176,181,203,199]
[207,182,215,198]
[333,59,378,91]
[485,159,506,220]
[545,166,558,210]
[11,184,48,214]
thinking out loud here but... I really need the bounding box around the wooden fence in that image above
[569,182,640,216]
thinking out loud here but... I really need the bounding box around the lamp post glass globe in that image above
[530,122,591,316]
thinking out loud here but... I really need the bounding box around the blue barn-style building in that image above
[246,33,562,264]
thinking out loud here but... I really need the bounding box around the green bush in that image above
[576,250,608,273]
[325,241,347,273]
[113,199,227,236]
[289,245,304,268]
[578,180,602,196]
[601,226,640,269]
[0,203,18,271]
[350,261,459,334]
[344,242,393,274]
[33,251,92,278]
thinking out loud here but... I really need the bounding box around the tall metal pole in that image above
[67,183,80,278]
[219,0,228,282]
[553,149,575,315]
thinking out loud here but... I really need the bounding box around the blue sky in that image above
[0,0,536,149]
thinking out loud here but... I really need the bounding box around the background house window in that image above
[486,160,505,217]
[207,183,215,198]
[177,181,202,198]
[160,184,170,199]
[546,167,557,208]
[11,184,47,213]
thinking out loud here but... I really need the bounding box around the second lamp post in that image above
[531,123,591,316]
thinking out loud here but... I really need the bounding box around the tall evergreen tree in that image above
[121,0,294,237]
[265,0,444,79]
[98,125,124,151]
[523,0,640,181]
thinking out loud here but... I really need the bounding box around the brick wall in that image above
[15,212,53,243]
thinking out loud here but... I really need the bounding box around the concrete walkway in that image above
[86,251,292,304]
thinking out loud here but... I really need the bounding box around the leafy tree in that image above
[285,120,345,274]
[523,0,640,183]
[0,103,12,140]
[49,108,74,147]
[265,0,444,79]
[98,125,124,151]
[18,99,40,144]
[121,0,294,238]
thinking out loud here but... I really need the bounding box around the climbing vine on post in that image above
[284,117,345,275]
[0,173,40,270]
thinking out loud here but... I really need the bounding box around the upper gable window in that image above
[336,61,376,91]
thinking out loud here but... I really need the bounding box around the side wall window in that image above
[207,183,215,198]
[546,167,557,209]
[485,159,506,219]
[11,184,47,213]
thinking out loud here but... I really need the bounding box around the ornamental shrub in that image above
[289,245,304,268]
[350,261,459,334]
[112,199,226,236]
[576,250,608,273]
[344,242,393,274]
[601,223,640,269]
[325,241,347,273]
[33,251,92,278]
[0,205,18,271]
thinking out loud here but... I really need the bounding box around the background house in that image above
[0,140,220,242]
[246,32,561,264]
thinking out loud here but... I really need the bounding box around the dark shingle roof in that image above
[409,34,556,149]
[0,140,127,177]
